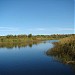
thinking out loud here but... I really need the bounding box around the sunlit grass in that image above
[46,35,75,64]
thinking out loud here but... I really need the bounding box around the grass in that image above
[46,35,75,64]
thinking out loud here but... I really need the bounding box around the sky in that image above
[0,0,74,35]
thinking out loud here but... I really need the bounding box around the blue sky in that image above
[0,0,74,35]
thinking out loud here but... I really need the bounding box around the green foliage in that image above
[28,34,32,38]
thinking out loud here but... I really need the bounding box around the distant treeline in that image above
[0,34,74,48]
[0,34,74,42]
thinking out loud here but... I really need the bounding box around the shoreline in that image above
[46,35,75,64]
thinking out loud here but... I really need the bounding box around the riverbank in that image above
[46,35,75,64]
[0,34,73,43]
[0,34,74,51]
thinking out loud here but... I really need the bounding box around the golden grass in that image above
[46,35,75,64]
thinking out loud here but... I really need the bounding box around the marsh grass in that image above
[46,35,75,64]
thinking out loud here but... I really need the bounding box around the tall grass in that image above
[46,35,75,64]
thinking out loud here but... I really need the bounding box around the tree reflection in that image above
[0,41,41,49]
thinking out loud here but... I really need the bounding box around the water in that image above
[0,40,75,75]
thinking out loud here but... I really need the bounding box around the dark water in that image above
[0,40,75,75]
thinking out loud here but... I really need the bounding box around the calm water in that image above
[0,40,75,75]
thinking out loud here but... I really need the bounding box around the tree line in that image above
[0,34,74,42]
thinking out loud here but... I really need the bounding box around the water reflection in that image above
[0,40,75,75]
[0,41,41,48]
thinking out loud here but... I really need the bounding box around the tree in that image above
[28,34,32,38]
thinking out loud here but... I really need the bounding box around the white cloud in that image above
[36,28,45,30]
[26,27,74,32]
[0,27,74,34]
[0,27,19,31]
[57,28,74,31]
[27,28,46,31]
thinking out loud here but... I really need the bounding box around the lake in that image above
[0,40,75,75]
